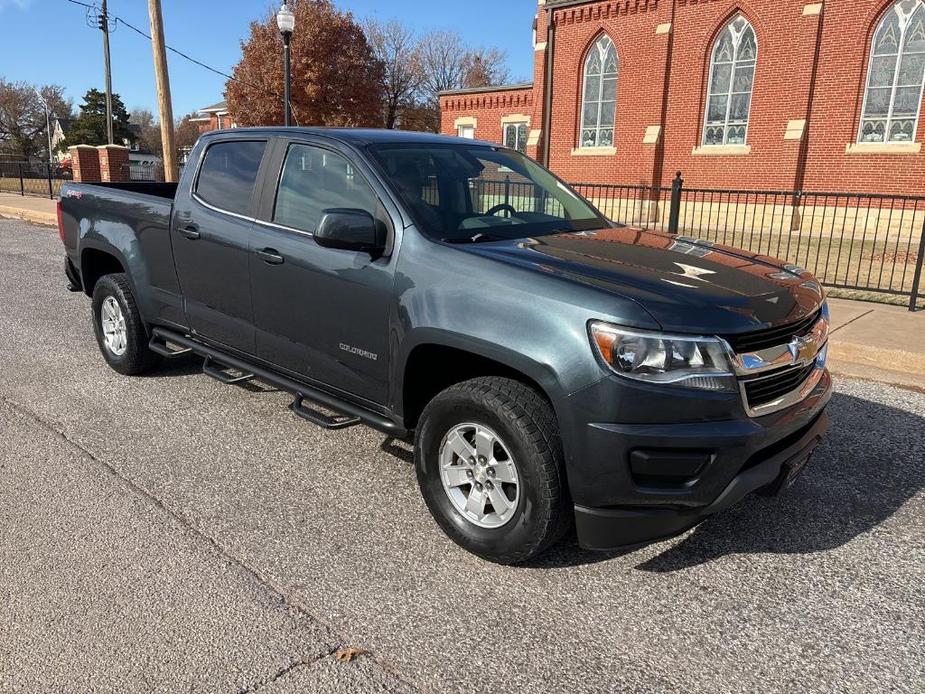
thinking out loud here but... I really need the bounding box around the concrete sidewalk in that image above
[0,192,56,226]
[826,297,925,391]
[0,206,921,388]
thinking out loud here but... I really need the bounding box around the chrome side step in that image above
[148,327,407,439]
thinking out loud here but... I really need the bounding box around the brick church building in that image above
[439,0,925,195]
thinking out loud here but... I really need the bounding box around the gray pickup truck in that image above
[58,128,831,563]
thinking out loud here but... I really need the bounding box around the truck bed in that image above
[67,181,179,200]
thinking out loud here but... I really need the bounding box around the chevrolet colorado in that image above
[58,128,831,563]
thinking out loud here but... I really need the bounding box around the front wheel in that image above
[414,377,571,564]
[91,273,160,376]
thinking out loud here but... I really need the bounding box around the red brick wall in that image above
[547,0,672,185]
[68,146,100,183]
[97,145,130,183]
[800,0,925,192]
[439,0,925,196]
[440,87,535,144]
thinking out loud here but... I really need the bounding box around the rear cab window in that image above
[195,140,267,216]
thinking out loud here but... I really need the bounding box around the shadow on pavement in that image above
[145,353,281,392]
[532,392,925,571]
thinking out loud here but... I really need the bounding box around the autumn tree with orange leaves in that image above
[227,0,384,127]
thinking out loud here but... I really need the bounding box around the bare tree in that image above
[130,108,162,155]
[416,30,510,131]
[364,19,424,129]
[418,30,468,99]
[462,47,510,89]
[0,80,71,159]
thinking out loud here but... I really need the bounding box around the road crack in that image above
[0,394,420,694]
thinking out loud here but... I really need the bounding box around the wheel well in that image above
[402,344,550,429]
[80,249,125,296]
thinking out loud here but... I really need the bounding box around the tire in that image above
[414,377,571,564]
[91,273,160,376]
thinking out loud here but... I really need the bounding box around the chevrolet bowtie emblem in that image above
[788,335,811,364]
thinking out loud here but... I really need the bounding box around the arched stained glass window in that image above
[579,35,619,148]
[859,0,925,143]
[703,15,757,146]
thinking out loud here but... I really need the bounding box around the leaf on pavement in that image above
[334,646,369,663]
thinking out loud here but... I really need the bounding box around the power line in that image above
[63,0,289,119]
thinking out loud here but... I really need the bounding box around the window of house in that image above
[273,144,379,234]
[503,122,529,152]
[195,140,266,216]
[217,114,226,130]
[580,35,619,148]
[703,15,757,146]
[457,125,475,139]
[859,0,925,143]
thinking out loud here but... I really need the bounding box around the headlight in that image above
[589,321,736,392]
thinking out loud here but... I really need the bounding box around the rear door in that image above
[172,138,268,353]
[248,138,398,405]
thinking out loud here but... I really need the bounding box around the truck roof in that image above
[200,127,497,148]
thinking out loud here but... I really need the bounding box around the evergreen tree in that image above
[64,89,135,148]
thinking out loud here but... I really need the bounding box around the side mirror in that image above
[315,208,385,255]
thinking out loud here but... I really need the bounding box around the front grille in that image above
[725,308,822,354]
[743,362,818,409]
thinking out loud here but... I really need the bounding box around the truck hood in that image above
[458,227,825,334]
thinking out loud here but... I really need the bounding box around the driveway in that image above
[1,219,922,693]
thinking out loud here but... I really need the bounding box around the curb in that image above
[0,206,56,228]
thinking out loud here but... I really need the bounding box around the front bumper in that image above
[574,407,828,549]
[558,367,832,551]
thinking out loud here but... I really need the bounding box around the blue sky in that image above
[0,0,537,118]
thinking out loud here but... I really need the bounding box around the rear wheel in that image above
[91,273,160,375]
[414,377,571,564]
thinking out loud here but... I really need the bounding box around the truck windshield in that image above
[368,143,607,243]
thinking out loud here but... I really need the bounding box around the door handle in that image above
[256,248,285,265]
[179,224,200,240]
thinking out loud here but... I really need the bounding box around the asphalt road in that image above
[1,218,922,693]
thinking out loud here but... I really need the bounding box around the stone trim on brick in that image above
[570,146,617,156]
[691,145,752,156]
[844,142,921,155]
[784,120,807,141]
[501,114,532,125]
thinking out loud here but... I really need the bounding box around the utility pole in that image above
[147,0,178,181]
[99,0,114,144]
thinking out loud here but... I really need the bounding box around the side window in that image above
[195,140,266,216]
[273,144,379,233]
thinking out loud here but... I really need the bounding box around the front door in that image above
[171,139,267,353]
[249,141,394,405]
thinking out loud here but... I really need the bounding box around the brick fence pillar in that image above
[98,145,130,182]
[68,145,101,183]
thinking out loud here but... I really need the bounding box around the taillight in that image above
[56,201,65,243]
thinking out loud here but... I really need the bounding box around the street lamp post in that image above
[276,3,295,127]
[34,88,54,165]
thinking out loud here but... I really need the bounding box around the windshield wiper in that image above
[443,232,509,244]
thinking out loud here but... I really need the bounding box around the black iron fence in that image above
[474,174,924,311]
[574,174,925,311]
[0,161,72,199]
[126,163,163,182]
